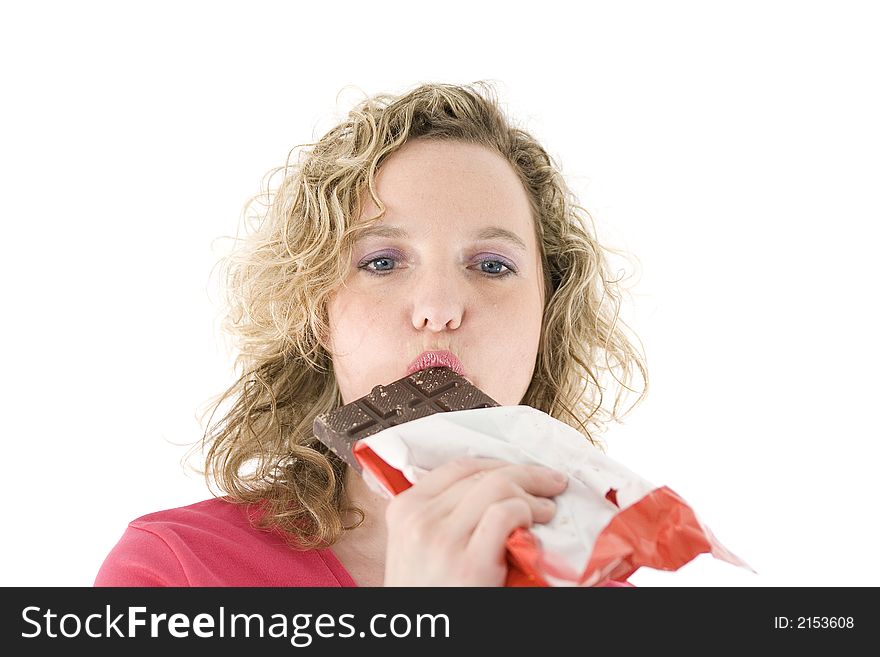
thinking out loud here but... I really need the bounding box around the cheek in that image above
[476,294,543,404]
[327,296,364,399]
[328,290,403,402]
[328,292,374,351]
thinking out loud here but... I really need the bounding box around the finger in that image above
[498,463,568,498]
[465,497,534,565]
[433,463,566,515]
[531,496,557,525]
[405,457,510,498]
[387,458,511,528]
[441,470,557,537]
[401,459,567,535]
[390,460,566,535]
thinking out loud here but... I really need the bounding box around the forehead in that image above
[358,140,536,243]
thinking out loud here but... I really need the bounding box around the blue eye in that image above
[358,254,399,275]
[475,258,515,278]
[480,260,506,275]
[368,257,395,271]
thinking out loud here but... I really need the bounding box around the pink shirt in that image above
[95,497,356,587]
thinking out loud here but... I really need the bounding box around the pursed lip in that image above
[406,350,467,378]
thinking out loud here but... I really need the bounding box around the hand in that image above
[382,457,568,586]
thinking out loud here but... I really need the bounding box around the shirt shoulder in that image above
[94,497,355,587]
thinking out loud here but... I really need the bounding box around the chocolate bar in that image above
[313,366,499,472]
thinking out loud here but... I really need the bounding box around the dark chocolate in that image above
[313,366,499,472]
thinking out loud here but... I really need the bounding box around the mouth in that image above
[406,350,467,378]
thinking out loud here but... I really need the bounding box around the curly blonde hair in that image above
[196,81,649,548]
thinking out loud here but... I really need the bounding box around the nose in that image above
[410,270,465,332]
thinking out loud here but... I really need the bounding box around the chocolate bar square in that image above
[313,366,499,471]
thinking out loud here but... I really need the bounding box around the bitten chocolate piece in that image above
[313,366,499,472]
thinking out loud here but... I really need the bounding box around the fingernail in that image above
[552,471,567,483]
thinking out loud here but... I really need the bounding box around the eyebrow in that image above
[353,225,528,251]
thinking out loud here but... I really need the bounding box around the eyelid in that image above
[356,248,406,268]
[472,252,518,272]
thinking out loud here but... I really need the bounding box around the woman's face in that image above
[327,139,546,406]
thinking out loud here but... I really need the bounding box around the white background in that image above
[1,0,877,587]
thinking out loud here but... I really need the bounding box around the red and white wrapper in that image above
[353,405,751,587]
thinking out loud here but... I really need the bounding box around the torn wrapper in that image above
[353,405,752,587]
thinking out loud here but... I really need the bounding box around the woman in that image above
[95,81,648,587]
